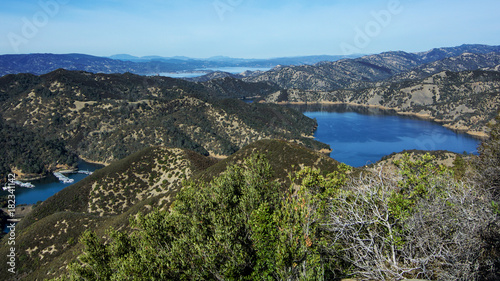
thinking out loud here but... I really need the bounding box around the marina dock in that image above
[53,172,75,184]
[2,181,35,190]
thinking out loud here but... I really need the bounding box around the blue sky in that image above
[1,0,499,58]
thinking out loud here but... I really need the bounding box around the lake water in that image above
[200,67,272,73]
[1,160,103,233]
[1,160,104,206]
[159,67,272,78]
[0,104,482,233]
[292,104,481,167]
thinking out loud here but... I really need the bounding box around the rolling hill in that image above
[0,140,343,280]
[244,45,500,91]
[263,70,500,137]
[0,69,327,180]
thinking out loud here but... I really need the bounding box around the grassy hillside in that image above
[0,140,339,280]
[39,136,500,281]
[0,146,214,279]
[245,48,500,91]
[1,135,498,280]
[0,70,327,180]
[196,139,345,184]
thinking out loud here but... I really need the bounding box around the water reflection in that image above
[288,104,481,167]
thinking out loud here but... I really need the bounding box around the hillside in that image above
[3,136,497,280]
[196,139,346,183]
[0,146,214,280]
[388,52,500,83]
[0,70,327,180]
[244,45,500,91]
[264,70,500,137]
[200,77,281,99]
[0,118,78,179]
[0,140,343,280]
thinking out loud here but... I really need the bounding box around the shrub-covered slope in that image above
[0,140,338,280]
[42,137,500,281]
[0,146,215,279]
[0,69,327,180]
[265,70,500,136]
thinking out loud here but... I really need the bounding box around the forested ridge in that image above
[0,44,499,280]
[0,123,498,280]
[0,69,326,180]
[45,120,500,281]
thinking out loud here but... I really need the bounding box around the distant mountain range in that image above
[244,44,500,90]
[0,53,362,77]
[0,44,498,79]
[108,53,362,65]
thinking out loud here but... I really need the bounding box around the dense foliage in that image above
[0,117,78,178]
[476,116,500,200]
[0,70,326,179]
[53,155,349,280]
[54,144,499,280]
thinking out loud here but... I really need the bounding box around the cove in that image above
[1,160,103,234]
[1,160,104,206]
[291,104,481,167]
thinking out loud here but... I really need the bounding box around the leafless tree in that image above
[325,167,498,281]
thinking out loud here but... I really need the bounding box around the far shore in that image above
[9,157,105,182]
[272,101,489,139]
[78,156,109,166]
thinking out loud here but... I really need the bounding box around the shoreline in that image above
[208,154,228,160]
[274,101,489,140]
[78,156,109,166]
[7,158,104,182]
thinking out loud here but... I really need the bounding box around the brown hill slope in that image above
[0,70,327,179]
[264,70,500,137]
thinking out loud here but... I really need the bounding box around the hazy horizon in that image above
[3,43,499,61]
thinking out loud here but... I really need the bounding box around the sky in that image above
[1,0,499,58]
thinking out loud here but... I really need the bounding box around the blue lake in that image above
[1,160,104,206]
[0,105,482,209]
[293,104,481,167]
[159,67,272,78]
[200,67,272,73]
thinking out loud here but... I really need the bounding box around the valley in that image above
[0,44,499,280]
[0,69,326,180]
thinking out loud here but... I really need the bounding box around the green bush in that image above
[51,151,499,281]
